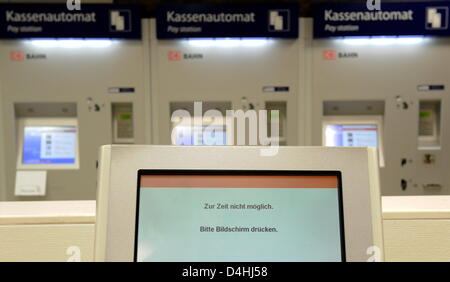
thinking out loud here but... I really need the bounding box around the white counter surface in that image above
[0,201,96,225]
[383,196,450,219]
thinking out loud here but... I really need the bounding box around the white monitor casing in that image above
[95,145,383,262]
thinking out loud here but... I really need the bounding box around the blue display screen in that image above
[325,124,378,148]
[22,126,77,165]
[173,125,227,146]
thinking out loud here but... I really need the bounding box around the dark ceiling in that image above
[115,0,440,18]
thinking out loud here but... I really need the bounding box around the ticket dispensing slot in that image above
[418,100,441,150]
[112,103,134,144]
[417,100,443,191]
[14,103,78,197]
[265,101,287,146]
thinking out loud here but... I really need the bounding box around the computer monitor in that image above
[135,170,345,262]
[16,118,79,170]
[322,116,385,167]
[171,117,231,146]
[172,125,228,146]
[95,146,383,262]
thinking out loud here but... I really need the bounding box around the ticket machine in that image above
[0,4,147,201]
[149,4,305,146]
[311,2,450,196]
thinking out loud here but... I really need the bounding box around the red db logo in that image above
[323,50,337,60]
[10,51,25,62]
[168,50,182,61]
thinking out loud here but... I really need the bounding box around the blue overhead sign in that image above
[314,2,450,38]
[156,4,299,39]
[0,4,141,39]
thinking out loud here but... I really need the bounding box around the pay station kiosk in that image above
[312,2,450,196]
[149,4,306,146]
[95,146,383,262]
[0,3,146,201]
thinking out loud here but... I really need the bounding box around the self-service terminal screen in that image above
[22,126,77,165]
[173,126,227,146]
[325,124,379,148]
[135,170,345,262]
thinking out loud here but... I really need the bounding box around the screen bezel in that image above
[16,118,80,170]
[134,169,346,262]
